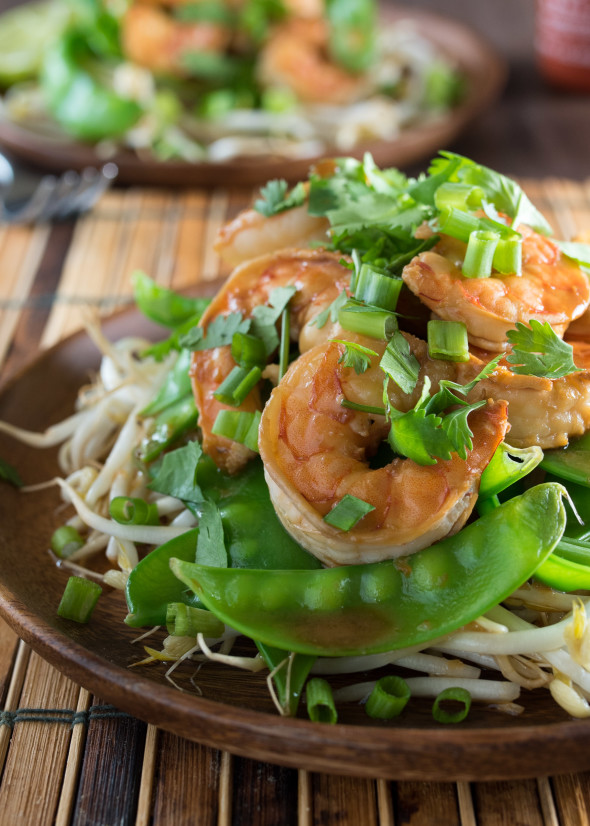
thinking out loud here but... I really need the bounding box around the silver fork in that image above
[0,158,119,224]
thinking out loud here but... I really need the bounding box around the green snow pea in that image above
[255,642,316,716]
[138,393,199,463]
[171,483,566,657]
[126,457,320,626]
[541,430,590,487]
[41,29,142,141]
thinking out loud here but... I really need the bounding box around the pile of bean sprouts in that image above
[3,321,590,721]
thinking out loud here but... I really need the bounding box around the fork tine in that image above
[58,163,118,219]
[42,162,119,221]
[0,174,58,224]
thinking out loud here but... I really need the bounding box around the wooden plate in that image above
[2,301,588,782]
[0,8,506,186]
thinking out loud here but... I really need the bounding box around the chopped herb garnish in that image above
[196,500,227,567]
[181,311,251,352]
[323,494,375,530]
[506,320,581,379]
[332,339,378,374]
[310,289,348,329]
[147,440,204,506]
[379,332,420,394]
[253,179,306,217]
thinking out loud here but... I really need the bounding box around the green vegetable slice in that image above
[171,483,565,656]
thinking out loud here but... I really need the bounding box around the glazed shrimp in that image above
[122,3,231,76]
[463,342,590,449]
[257,18,370,105]
[259,335,508,566]
[402,225,590,351]
[190,248,351,473]
[214,202,330,268]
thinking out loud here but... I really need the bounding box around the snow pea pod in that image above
[541,430,590,487]
[171,483,566,657]
[41,30,142,141]
[126,458,320,627]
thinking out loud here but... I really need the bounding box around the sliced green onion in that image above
[493,235,522,275]
[211,410,261,452]
[278,308,290,381]
[427,320,469,362]
[341,398,386,416]
[57,576,102,624]
[231,331,267,367]
[166,602,224,637]
[338,301,398,340]
[323,494,375,531]
[462,230,500,278]
[213,365,262,406]
[479,442,543,500]
[306,677,338,724]
[365,675,411,719]
[109,496,160,526]
[354,265,403,312]
[50,525,84,559]
[437,207,481,242]
[432,687,472,723]
[434,183,483,212]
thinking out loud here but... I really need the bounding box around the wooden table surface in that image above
[1,0,590,824]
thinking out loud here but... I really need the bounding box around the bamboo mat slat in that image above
[2,180,590,825]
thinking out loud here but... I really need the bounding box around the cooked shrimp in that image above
[122,3,230,76]
[257,18,370,105]
[259,334,508,566]
[190,248,351,473]
[402,225,590,351]
[464,342,590,449]
[214,202,330,268]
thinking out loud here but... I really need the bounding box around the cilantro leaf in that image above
[180,312,251,352]
[250,285,297,354]
[506,320,581,378]
[310,289,348,329]
[387,408,454,465]
[148,441,204,505]
[556,241,590,272]
[195,500,228,567]
[253,179,305,217]
[380,332,420,394]
[141,313,205,361]
[424,355,502,415]
[440,401,486,459]
[0,457,23,487]
[332,339,378,374]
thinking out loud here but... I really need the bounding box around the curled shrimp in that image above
[190,248,351,474]
[214,201,330,268]
[464,342,590,449]
[257,18,370,105]
[122,3,231,76]
[258,334,508,566]
[402,225,590,351]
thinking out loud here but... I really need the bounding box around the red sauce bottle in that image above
[536,0,590,91]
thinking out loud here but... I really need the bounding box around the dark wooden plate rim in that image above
[1,300,588,783]
[0,8,506,186]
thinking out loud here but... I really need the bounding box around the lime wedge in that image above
[0,0,73,87]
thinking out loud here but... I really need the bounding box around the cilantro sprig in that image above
[332,340,378,374]
[506,320,581,379]
[254,179,306,218]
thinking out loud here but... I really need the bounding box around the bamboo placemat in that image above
[2,180,590,825]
